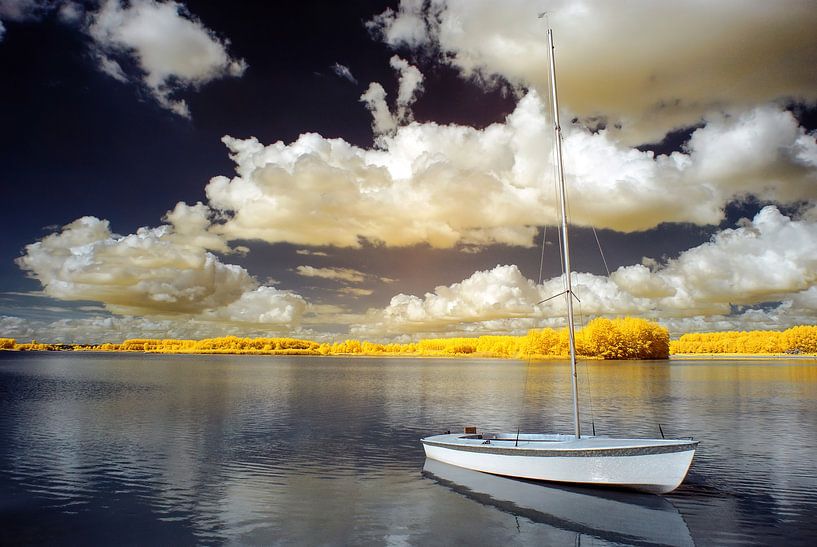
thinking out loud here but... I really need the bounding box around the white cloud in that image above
[389,55,424,122]
[339,287,374,297]
[352,207,817,338]
[614,205,817,312]
[0,313,313,345]
[16,215,251,315]
[360,82,396,135]
[206,94,817,247]
[355,264,543,336]
[0,0,243,114]
[163,201,231,253]
[58,1,83,23]
[15,212,306,328]
[370,0,817,145]
[296,249,329,257]
[331,62,357,84]
[87,0,247,117]
[684,107,817,204]
[8,209,816,342]
[200,286,305,326]
[360,55,424,136]
[94,51,128,82]
[295,265,392,286]
[296,266,367,284]
[198,2,815,252]
[366,0,429,48]
[0,315,32,340]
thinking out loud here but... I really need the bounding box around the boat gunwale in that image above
[422,438,698,458]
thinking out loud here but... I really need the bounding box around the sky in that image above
[1,0,816,344]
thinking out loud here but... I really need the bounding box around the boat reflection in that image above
[423,459,694,546]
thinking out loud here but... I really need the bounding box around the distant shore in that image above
[670,353,817,361]
[3,322,816,360]
[3,347,815,361]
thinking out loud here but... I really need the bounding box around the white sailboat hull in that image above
[422,433,698,494]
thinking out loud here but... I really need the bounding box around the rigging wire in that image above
[538,226,548,285]
[592,227,611,277]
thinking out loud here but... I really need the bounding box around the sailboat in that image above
[421,26,698,495]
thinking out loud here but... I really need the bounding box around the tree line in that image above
[670,325,817,355]
[2,322,815,359]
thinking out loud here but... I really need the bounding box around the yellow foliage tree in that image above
[783,325,817,354]
[671,326,817,355]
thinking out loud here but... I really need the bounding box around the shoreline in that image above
[4,348,816,361]
[670,353,817,361]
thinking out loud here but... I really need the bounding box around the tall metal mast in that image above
[547,27,581,439]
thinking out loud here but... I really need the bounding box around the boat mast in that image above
[547,27,581,439]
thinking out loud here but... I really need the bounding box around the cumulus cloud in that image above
[205,93,817,247]
[370,0,817,145]
[0,1,243,114]
[355,264,544,336]
[331,62,357,84]
[612,205,817,313]
[389,55,424,121]
[17,215,249,315]
[366,0,429,48]
[360,55,424,136]
[87,0,247,117]
[15,211,306,328]
[201,1,816,252]
[200,286,306,326]
[163,201,230,253]
[360,82,396,135]
[9,209,816,341]
[353,207,817,337]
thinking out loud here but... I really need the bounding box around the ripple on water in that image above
[1,354,817,545]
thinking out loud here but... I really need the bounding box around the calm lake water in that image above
[1,352,816,545]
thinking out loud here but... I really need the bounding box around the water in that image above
[1,352,815,545]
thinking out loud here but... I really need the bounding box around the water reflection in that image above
[423,459,694,546]
[1,353,817,544]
